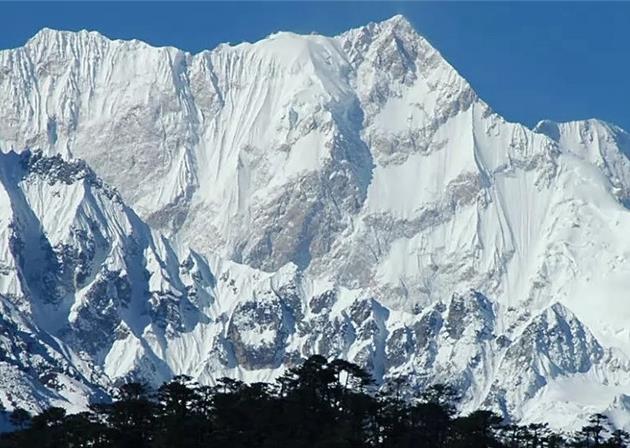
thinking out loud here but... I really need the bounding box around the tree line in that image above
[0,355,628,447]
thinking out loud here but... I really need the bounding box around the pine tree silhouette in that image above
[0,356,620,448]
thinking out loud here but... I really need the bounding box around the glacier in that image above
[0,15,630,430]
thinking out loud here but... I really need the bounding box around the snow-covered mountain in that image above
[1,15,630,429]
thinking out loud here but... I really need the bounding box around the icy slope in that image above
[0,16,473,269]
[1,16,630,429]
[0,150,626,430]
[0,150,214,410]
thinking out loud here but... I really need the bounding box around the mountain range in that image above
[1,15,630,430]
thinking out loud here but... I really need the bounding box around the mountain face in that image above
[1,15,630,429]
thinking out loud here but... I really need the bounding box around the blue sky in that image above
[2,2,629,131]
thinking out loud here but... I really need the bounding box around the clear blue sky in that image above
[2,2,629,131]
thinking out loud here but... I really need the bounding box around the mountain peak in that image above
[24,27,114,56]
[27,27,96,44]
[378,14,415,31]
[534,118,628,145]
[346,13,420,43]
[27,26,60,41]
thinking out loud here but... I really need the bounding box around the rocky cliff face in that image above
[1,16,630,429]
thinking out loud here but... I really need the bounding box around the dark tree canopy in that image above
[0,356,623,448]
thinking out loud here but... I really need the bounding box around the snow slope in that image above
[0,16,630,429]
